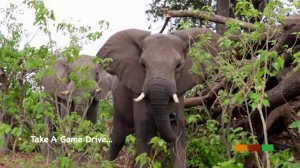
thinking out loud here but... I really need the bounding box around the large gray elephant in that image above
[97,28,219,167]
[41,55,113,160]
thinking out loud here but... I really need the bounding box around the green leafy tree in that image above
[0,1,111,165]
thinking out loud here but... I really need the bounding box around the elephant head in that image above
[41,55,112,115]
[97,28,219,142]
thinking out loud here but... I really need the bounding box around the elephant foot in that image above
[109,144,123,160]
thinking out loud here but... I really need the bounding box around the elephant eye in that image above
[140,59,146,69]
[95,72,100,81]
[175,63,182,71]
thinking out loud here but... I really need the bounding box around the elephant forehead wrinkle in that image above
[144,36,184,53]
[144,35,170,46]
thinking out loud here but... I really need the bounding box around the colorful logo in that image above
[234,144,274,152]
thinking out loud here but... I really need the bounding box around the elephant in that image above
[97,28,219,167]
[41,55,113,160]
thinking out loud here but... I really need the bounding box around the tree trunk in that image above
[216,0,231,35]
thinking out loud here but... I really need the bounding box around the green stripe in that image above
[261,144,274,152]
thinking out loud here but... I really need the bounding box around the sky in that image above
[1,0,163,55]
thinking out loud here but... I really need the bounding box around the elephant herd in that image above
[42,28,219,168]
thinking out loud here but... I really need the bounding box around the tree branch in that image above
[159,17,170,33]
[238,72,300,136]
[184,80,225,107]
[165,10,256,31]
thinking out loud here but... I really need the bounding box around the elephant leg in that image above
[43,117,56,162]
[86,100,98,124]
[109,111,133,160]
[133,99,156,165]
[41,98,57,162]
[109,79,134,160]
[169,97,186,168]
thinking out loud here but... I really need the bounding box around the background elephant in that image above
[41,55,113,160]
[97,28,219,167]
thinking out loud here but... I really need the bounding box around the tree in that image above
[150,0,300,167]
[146,0,212,31]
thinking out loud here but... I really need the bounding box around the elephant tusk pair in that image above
[95,88,101,92]
[133,92,179,103]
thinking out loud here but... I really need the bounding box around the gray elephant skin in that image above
[97,28,219,167]
[41,55,113,159]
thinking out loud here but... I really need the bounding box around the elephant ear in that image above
[42,57,69,98]
[97,29,151,93]
[172,28,219,95]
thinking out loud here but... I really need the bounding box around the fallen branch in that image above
[259,99,300,139]
[184,80,225,107]
[270,23,300,53]
[165,10,256,31]
[166,10,300,30]
[238,72,300,136]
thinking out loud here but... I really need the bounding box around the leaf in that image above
[187,115,197,124]
[135,153,150,168]
[262,99,270,107]
[0,123,11,135]
[289,120,300,130]
[152,162,161,168]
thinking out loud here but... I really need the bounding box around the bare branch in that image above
[184,80,225,107]
[159,17,170,33]
[165,10,256,31]
[270,23,300,53]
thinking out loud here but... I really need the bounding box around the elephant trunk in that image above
[147,78,176,142]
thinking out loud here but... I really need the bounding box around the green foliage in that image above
[186,119,226,167]
[235,0,260,21]
[213,159,243,168]
[0,0,111,165]
[149,137,168,154]
[183,1,300,167]
[135,153,151,168]
[1,0,300,167]
[101,160,114,168]
[25,0,56,27]
[269,149,300,168]
[149,136,170,167]
[56,156,74,168]
[125,134,137,156]
[124,135,171,167]
[289,111,300,133]
[292,51,300,72]
[188,32,216,78]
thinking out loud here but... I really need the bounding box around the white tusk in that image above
[61,90,70,95]
[95,88,101,92]
[134,92,145,102]
[172,94,179,103]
